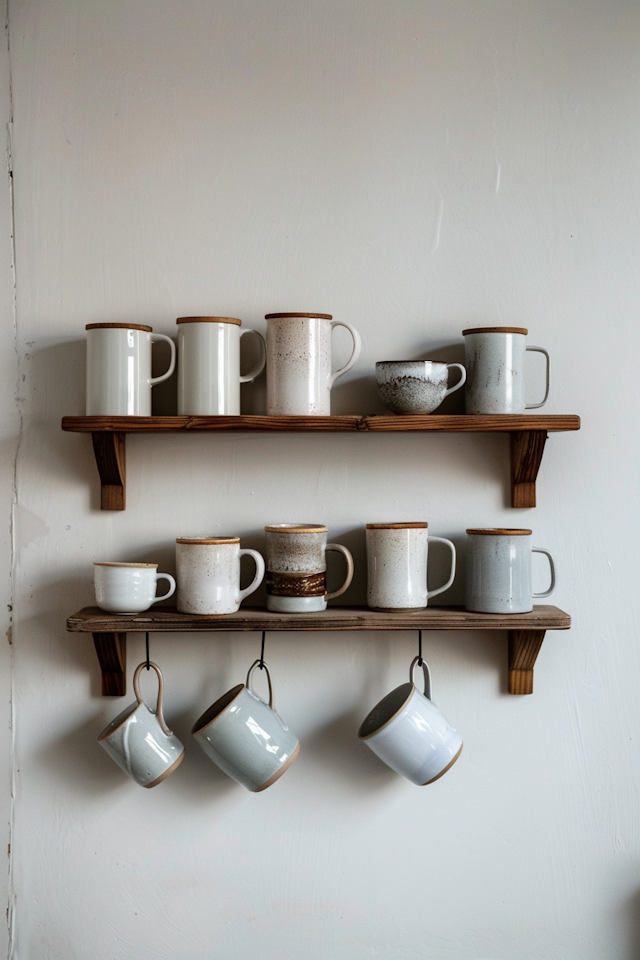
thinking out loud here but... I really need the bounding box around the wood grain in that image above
[508,629,546,694]
[91,432,126,510]
[510,430,547,508]
[69,604,571,633]
[93,632,126,696]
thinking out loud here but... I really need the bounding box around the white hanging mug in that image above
[176,537,265,614]
[359,657,463,785]
[462,326,550,414]
[465,528,556,613]
[264,312,361,415]
[176,317,266,415]
[366,522,456,611]
[86,323,176,415]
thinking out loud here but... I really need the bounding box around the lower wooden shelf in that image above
[67,604,570,698]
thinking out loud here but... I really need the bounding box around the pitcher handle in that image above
[426,536,457,600]
[133,661,173,736]
[324,543,354,601]
[237,549,265,603]
[532,548,556,598]
[444,363,467,398]
[149,334,177,387]
[525,346,550,409]
[329,321,362,387]
[239,329,266,383]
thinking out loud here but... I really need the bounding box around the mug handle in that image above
[426,536,457,600]
[325,543,354,601]
[153,573,176,604]
[531,548,556,598]
[239,329,266,383]
[133,661,173,736]
[149,333,177,386]
[410,655,432,701]
[328,321,362,388]
[525,346,550,409]
[444,363,467,397]
[246,659,274,709]
[238,549,266,603]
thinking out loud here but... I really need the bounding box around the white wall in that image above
[6,0,640,957]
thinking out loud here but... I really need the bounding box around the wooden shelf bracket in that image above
[92,432,126,510]
[510,430,547,508]
[92,631,127,696]
[508,629,546,694]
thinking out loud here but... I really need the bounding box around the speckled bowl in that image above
[375,360,466,415]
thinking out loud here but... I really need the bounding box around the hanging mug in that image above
[86,323,176,416]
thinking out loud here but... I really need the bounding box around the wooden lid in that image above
[462,326,528,336]
[176,536,240,544]
[176,317,242,325]
[264,524,328,533]
[86,323,153,333]
[366,522,428,529]
[466,528,532,536]
[93,561,158,567]
[264,312,332,320]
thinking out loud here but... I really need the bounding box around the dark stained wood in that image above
[508,629,546,695]
[510,430,547,508]
[63,414,580,433]
[92,632,127,696]
[91,432,126,510]
[69,604,571,634]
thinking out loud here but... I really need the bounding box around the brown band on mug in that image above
[466,528,532,536]
[461,326,528,336]
[85,323,153,332]
[266,571,326,597]
[176,317,242,325]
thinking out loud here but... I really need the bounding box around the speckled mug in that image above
[463,326,550,414]
[359,657,463,785]
[98,662,185,788]
[366,522,456,611]
[264,524,354,612]
[376,360,466,414]
[176,537,265,615]
[465,528,556,613]
[265,313,361,415]
[192,660,300,792]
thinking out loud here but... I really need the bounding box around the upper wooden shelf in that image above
[61,414,580,511]
[68,604,570,698]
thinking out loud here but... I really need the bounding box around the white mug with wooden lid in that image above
[85,323,176,416]
[463,326,550,414]
[176,316,265,415]
[465,528,556,613]
[366,522,456,611]
[176,537,265,615]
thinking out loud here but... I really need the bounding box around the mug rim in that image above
[366,522,428,529]
[97,699,146,742]
[94,561,158,568]
[461,326,528,336]
[264,312,332,320]
[191,684,245,734]
[466,528,532,536]
[176,316,241,325]
[358,682,415,740]
[85,322,153,333]
[176,536,240,544]
[265,524,328,534]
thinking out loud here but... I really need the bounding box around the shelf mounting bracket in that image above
[508,629,546,694]
[92,632,127,696]
[92,432,126,510]
[510,430,547,508]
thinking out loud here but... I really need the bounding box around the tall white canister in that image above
[86,322,176,416]
[176,317,265,415]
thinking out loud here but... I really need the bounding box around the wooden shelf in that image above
[67,604,570,698]
[61,414,580,511]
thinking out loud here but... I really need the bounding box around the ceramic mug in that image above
[264,312,361,415]
[366,522,456,611]
[376,360,466,414]
[86,323,176,415]
[192,659,300,792]
[264,523,354,612]
[465,528,556,613]
[462,326,550,414]
[94,562,176,614]
[176,537,265,614]
[359,657,463,785]
[98,662,185,788]
[176,316,266,415]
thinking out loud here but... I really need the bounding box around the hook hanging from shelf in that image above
[145,632,150,671]
[417,630,424,666]
[259,630,266,670]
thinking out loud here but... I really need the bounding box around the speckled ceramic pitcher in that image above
[265,313,361,415]
[463,326,550,414]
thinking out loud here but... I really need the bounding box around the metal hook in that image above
[417,629,424,666]
[145,632,150,671]
[259,630,266,670]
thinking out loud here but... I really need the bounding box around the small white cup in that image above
[98,662,185,788]
[176,316,266,415]
[359,657,463,785]
[176,537,265,615]
[94,562,176,614]
[366,522,456,611]
[376,360,466,414]
[465,528,556,613]
[86,323,176,416]
[192,660,300,792]
[463,326,550,415]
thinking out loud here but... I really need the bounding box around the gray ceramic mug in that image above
[465,528,556,613]
[191,660,300,792]
[98,662,185,788]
